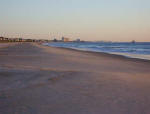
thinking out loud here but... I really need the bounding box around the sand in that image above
[0,43,150,114]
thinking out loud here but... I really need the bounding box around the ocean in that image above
[44,42,150,60]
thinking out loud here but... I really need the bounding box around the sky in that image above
[0,0,150,41]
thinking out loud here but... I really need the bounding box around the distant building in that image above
[0,36,50,43]
[26,39,33,42]
[19,38,23,42]
[76,39,80,42]
[0,37,4,41]
[4,38,9,41]
[22,39,27,42]
[0,37,11,42]
[62,37,70,42]
[131,40,136,44]
[53,38,58,42]
[13,38,20,42]
[8,38,14,42]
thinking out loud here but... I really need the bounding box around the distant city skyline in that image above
[0,0,150,42]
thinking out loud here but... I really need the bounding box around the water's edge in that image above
[43,43,150,61]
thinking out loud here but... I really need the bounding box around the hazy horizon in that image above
[0,0,150,42]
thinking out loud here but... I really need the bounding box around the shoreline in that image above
[43,44,150,63]
[43,42,150,61]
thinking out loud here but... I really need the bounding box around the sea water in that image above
[44,42,150,60]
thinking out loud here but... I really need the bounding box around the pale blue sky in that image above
[0,0,150,41]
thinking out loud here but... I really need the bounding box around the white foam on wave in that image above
[43,43,150,61]
[110,52,150,60]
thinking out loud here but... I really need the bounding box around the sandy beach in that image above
[1,43,150,114]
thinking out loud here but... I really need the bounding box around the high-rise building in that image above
[62,37,70,42]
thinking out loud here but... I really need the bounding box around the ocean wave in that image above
[44,42,150,60]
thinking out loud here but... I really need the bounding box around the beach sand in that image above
[0,43,150,114]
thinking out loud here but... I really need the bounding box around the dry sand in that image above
[0,43,150,114]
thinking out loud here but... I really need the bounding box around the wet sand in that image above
[0,43,150,114]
